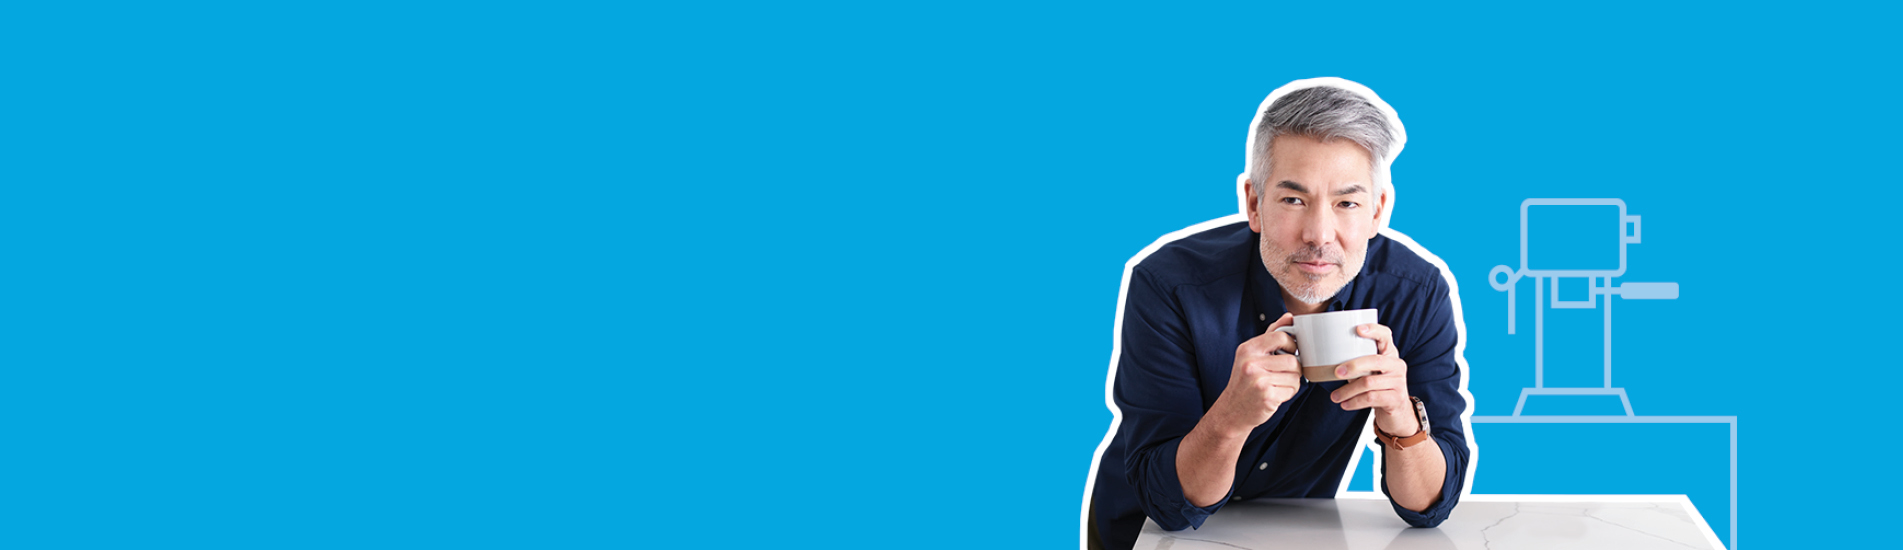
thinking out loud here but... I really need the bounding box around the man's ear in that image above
[1373,186,1389,226]
[1240,174,1261,233]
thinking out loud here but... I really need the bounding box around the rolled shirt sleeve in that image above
[1112,266,1228,531]
[1378,275,1471,527]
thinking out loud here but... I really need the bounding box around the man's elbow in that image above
[1402,512,1448,529]
[1131,496,1199,532]
[1395,494,1439,515]
[1393,494,1456,528]
[1127,490,1209,533]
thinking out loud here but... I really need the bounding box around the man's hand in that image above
[1329,323,1418,436]
[1208,313,1304,437]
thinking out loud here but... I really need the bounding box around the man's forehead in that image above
[1265,137,1376,188]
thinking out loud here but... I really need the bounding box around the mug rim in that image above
[1291,308,1377,321]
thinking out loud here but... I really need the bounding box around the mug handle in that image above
[1272,325,1298,355]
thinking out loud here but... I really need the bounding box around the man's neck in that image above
[1280,289,1328,316]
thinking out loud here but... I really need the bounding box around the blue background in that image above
[4,1,1898,548]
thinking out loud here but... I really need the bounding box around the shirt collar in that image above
[1248,232,1365,328]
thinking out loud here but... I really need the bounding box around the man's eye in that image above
[1281,197,1304,206]
[1338,201,1359,209]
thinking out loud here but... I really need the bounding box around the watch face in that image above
[1413,397,1430,433]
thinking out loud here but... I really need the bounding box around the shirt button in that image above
[1258,313,1266,321]
[1258,462,1268,470]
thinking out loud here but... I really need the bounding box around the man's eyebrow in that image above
[1274,181,1367,196]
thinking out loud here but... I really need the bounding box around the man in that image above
[1085,80,1472,550]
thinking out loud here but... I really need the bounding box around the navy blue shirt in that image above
[1090,221,1470,550]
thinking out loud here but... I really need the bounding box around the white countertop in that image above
[1133,494,1726,550]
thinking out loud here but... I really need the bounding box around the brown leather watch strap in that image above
[1373,396,1431,450]
[1374,423,1430,450]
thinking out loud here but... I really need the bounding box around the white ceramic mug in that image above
[1273,309,1379,382]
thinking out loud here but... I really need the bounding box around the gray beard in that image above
[1260,239,1360,307]
[1281,277,1341,305]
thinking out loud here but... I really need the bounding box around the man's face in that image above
[1246,134,1386,309]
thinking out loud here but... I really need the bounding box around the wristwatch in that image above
[1373,396,1431,450]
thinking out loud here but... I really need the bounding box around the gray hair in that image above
[1248,86,1396,200]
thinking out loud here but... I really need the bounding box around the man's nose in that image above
[1301,204,1336,246]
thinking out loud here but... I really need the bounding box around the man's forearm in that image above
[1176,409,1249,508]
[1381,432,1447,512]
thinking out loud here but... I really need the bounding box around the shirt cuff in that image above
[1134,436,1232,531]
[1379,434,1465,528]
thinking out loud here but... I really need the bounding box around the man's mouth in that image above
[1294,261,1334,274]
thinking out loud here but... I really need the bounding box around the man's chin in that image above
[1292,293,1330,305]
[1280,273,1329,288]
[1279,278,1345,306]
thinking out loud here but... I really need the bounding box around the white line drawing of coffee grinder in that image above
[1489,199,1681,416]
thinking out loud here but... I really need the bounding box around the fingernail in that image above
[1336,366,1348,377]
